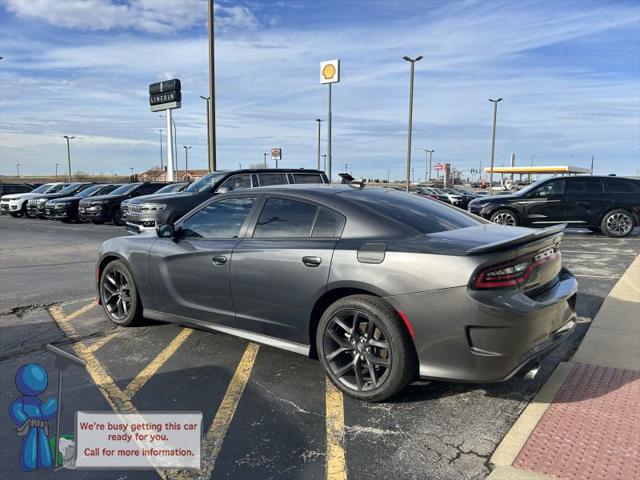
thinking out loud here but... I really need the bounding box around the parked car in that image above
[120,182,190,223]
[0,183,34,201]
[441,188,478,209]
[124,169,328,234]
[468,176,640,237]
[97,185,577,401]
[44,184,120,222]
[78,182,168,225]
[414,187,451,204]
[26,183,95,218]
[1,183,69,217]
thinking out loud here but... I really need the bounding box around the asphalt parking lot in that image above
[1,215,639,480]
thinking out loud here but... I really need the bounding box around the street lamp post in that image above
[158,129,164,170]
[183,145,192,179]
[16,163,20,178]
[315,118,324,170]
[200,95,211,171]
[263,152,268,168]
[321,154,328,172]
[63,135,75,182]
[207,0,217,172]
[403,55,423,191]
[488,98,503,195]
[55,163,59,180]
[130,167,134,181]
[414,148,434,186]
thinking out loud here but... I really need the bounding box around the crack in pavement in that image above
[252,379,321,417]
[0,302,56,318]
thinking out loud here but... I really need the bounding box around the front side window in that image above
[181,197,257,239]
[185,172,226,193]
[529,179,564,197]
[253,198,318,238]
[257,173,289,186]
[292,173,323,184]
[110,183,141,195]
[218,174,252,192]
[46,184,68,193]
[565,178,604,194]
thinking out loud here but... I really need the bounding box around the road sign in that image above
[271,148,282,161]
[149,78,181,112]
[434,163,443,171]
[320,59,340,84]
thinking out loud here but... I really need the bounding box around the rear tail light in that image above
[472,245,560,289]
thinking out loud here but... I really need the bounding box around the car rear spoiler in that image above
[467,223,567,255]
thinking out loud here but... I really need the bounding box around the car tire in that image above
[99,260,142,326]
[91,220,104,225]
[600,209,635,238]
[112,208,124,226]
[317,294,416,402]
[490,209,519,226]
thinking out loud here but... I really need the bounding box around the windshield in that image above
[110,183,140,195]
[156,183,187,194]
[77,185,106,198]
[57,183,88,195]
[511,179,546,196]
[32,184,54,193]
[185,173,226,193]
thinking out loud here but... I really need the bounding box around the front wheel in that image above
[601,209,634,238]
[317,294,416,402]
[490,209,519,226]
[99,260,142,326]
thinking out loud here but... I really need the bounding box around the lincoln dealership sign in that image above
[149,79,181,112]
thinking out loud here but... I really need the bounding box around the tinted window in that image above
[76,185,105,197]
[32,184,54,193]
[528,179,564,197]
[312,208,345,238]
[110,183,140,195]
[342,189,482,234]
[57,183,89,195]
[565,178,604,194]
[292,173,323,184]
[181,197,257,239]
[257,173,289,186]
[218,174,252,192]
[604,178,640,193]
[155,183,187,194]
[137,183,165,194]
[46,184,68,193]
[185,172,226,193]
[253,198,317,238]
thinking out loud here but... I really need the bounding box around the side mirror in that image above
[156,223,175,238]
[216,186,230,194]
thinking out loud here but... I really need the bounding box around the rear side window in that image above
[181,197,257,239]
[257,173,289,186]
[138,183,165,194]
[292,173,323,184]
[565,178,604,194]
[218,174,252,192]
[312,208,345,237]
[529,179,564,197]
[604,178,640,193]
[253,198,317,238]
[341,189,482,234]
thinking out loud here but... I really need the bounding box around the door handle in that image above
[302,256,322,267]
[212,255,227,266]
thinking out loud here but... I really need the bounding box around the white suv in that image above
[1,183,68,217]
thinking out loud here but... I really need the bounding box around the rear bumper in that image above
[386,268,578,383]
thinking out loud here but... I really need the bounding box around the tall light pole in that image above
[315,118,324,170]
[414,147,434,185]
[488,98,502,195]
[183,145,192,179]
[63,135,75,182]
[200,95,211,169]
[590,155,594,175]
[263,152,268,168]
[322,154,328,172]
[130,167,134,181]
[55,163,59,180]
[403,55,422,191]
[207,0,217,172]
[16,163,20,178]
[158,129,164,170]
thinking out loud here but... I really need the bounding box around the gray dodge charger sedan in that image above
[96,185,577,401]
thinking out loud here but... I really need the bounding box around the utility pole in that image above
[322,154,328,172]
[183,146,192,179]
[55,163,59,180]
[63,135,75,182]
[414,148,434,185]
[316,118,324,170]
[403,55,422,191]
[16,163,20,178]
[590,155,594,175]
[263,152,268,168]
[200,95,211,169]
[207,0,217,172]
[488,98,502,195]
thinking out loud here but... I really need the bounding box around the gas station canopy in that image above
[483,165,592,175]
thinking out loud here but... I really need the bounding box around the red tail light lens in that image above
[473,245,560,289]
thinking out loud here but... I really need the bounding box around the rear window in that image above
[604,178,640,193]
[565,178,604,194]
[292,173,324,184]
[257,173,289,186]
[341,188,483,234]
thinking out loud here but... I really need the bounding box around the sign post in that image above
[320,59,340,183]
[271,148,282,168]
[149,79,181,181]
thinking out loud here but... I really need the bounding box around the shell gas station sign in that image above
[320,59,340,84]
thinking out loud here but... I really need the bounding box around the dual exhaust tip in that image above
[523,364,540,380]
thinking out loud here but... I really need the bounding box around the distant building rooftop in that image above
[484,165,592,175]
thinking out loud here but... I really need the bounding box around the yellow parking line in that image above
[84,332,118,354]
[124,328,193,399]
[325,378,347,480]
[65,301,97,321]
[190,342,260,480]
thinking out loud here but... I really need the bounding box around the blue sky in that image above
[0,0,639,180]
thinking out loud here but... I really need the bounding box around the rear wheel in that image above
[317,294,416,402]
[100,260,142,326]
[490,209,519,226]
[601,209,634,238]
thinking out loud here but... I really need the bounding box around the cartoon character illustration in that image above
[9,363,58,471]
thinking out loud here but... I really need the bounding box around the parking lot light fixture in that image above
[183,145,192,178]
[316,118,324,170]
[403,55,423,191]
[200,95,211,170]
[488,98,502,195]
[63,135,75,182]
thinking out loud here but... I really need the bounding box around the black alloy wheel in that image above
[601,210,634,238]
[100,260,141,326]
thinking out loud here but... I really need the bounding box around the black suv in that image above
[26,182,95,218]
[79,182,168,225]
[468,175,640,237]
[44,184,119,222]
[125,169,329,234]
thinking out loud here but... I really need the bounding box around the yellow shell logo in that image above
[322,63,336,80]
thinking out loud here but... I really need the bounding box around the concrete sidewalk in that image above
[489,254,640,480]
